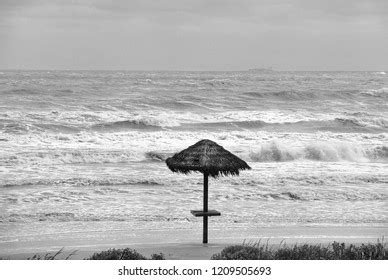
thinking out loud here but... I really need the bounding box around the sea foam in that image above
[249,141,387,162]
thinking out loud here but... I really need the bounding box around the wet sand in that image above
[1,225,386,259]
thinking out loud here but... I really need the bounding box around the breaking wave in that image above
[242,88,388,101]
[363,87,388,97]
[1,177,163,188]
[243,90,323,100]
[0,150,137,165]
[0,112,181,134]
[2,88,41,95]
[249,141,388,162]
[180,117,387,133]
[2,142,387,166]
[0,149,177,165]
[91,117,180,131]
[263,192,303,200]
[144,151,172,161]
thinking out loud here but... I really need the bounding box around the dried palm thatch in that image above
[166,139,251,244]
[166,139,251,177]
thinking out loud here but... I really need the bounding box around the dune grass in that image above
[211,238,387,260]
[27,247,78,260]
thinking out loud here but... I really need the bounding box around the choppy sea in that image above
[0,70,387,246]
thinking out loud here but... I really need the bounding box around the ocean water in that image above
[0,70,387,247]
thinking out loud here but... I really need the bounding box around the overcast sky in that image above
[0,0,387,70]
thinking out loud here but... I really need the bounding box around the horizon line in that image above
[0,68,386,72]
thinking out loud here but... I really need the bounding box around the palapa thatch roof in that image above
[166,139,251,177]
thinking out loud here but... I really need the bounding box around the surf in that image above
[249,141,388,162]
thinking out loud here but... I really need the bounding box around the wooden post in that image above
[203,172,208,244]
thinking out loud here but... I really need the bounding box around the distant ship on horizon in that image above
[247,67,275,73]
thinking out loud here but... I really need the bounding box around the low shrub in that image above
[150,253,165,260]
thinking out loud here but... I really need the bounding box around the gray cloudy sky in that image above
[0,0,387,70]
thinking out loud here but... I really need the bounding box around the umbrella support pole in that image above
[190,173,221,243]
[189,171,221,244]
[203,173,208,244]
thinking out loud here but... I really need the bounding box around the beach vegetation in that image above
[27,248,77,260]
[86,248,165,260]
[211,239,387,260]
[13,239,386,260]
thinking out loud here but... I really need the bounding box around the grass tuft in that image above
[27,248,78,260]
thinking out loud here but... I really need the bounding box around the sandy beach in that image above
[1,225,386,259]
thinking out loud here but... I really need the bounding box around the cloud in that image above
[0,0,386,70]
[1,0,386,27]
[295,0,388,17]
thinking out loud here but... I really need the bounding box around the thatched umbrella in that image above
[166,139,251,243]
